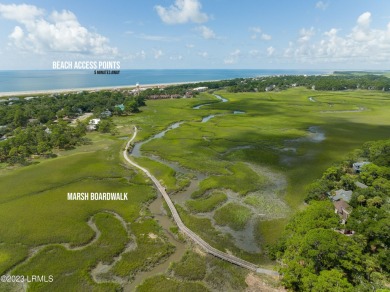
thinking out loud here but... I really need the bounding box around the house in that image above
[333,199,352,224]
[115,104,125,111]
[192,86,208,92]
[352,162,370,173]
[8,97,20,101]
[28,118,39,124]
[332,189,353,203]
[88,118,100,131]
[265,85,276,92]
[24,96,37,101]
[89,118,101,125]
[355,181,368,189]
[100,110,112,118]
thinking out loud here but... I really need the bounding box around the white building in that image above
[192,86,208,92]
[87,118,101,131]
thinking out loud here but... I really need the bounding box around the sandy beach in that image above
[0,79,219,98]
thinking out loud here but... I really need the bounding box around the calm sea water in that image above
[0,69,329,93]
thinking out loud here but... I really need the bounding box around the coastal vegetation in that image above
[0,73,390,290]
[0,132,174,291]
[270,139,390,291]
[186,190,227,213]
[0,90,145,164]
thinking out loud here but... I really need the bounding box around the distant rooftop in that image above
[353,161,370,173]
[332,189,353,203]
[355,181,368,189]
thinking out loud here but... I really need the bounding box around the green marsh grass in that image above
[137,274,209,292]
[169,250,206,281]
[213,203,252,231]
[186,191,227,213]
[13,212,127,291]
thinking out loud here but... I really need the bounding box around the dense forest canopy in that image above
[270,139,390,291]
[0,90,145,164]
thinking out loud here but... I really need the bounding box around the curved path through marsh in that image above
[124,126,279,276]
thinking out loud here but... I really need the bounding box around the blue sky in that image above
[0,0,390,69]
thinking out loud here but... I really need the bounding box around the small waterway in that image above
[215,94,228,102]
[131,122,184,157]
[193,94,228,109]
[201,115,215,123]
[126,92,266,287]
[124,195,187,292]
[280,126,326,166]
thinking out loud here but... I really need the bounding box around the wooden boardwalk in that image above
[123,127,279,276]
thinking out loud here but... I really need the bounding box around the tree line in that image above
[269,139,390,291]
[226,74,390,92]
[0,90,146,165]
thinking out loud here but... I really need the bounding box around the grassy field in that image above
[137,274,208,292]
[137,248,249,292]
[0,131,174,290]
[117,88,390,255]
[1,88,390,290]
[186,190,227,213]
[214,203,252,231]
[169,250,206,280]
[14,212,127,291]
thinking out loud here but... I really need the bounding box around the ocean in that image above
[0,69,329,93]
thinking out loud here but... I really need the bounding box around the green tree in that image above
[303,269,354,292]
[97,119,113,133]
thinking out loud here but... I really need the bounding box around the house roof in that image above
[355,181,368,189]
[353,162,370,170]
[332,189,353,202]
[115,104,125,111]
[333,199,351,211]
[333,199,352,221]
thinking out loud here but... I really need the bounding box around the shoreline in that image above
[0,79,220,98]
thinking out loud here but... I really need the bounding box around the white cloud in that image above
[249,49,259,56]
[139,50,146,59]
[267,46,275,56]
[0,3,43,22]
[224,49,240,64]
[198,51,208,57]
[169,55,183,60]
[283,12,390,65]
[250,27,261,39]
[186,43,195,48]
[154,49,163,59]
[9,26,24,43]
[195,25,216,39]
[137,34,178,42]
[155,0,208,24]
[357,11,371,27]
[315,1,328,10]
[0,4,117,55]
[298,27,315,42]
[125,50,147,61]
[261,33,272,41]
[249,26,271,41]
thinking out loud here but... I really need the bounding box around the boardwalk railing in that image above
[123,127,279,276]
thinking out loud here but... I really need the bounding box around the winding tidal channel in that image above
[124,94,278,289]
